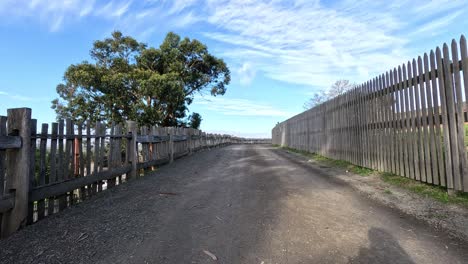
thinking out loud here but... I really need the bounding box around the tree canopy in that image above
[303,80,354,109]
[52,31,230,128]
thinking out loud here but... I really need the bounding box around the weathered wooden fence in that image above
[0,108,256,238]
[272,35,468,193]
[236,138,271,144]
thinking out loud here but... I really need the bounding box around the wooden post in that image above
[107,123,116,189]
[151,126,157,163]
[460,35,468,192]
[188,128,193,155]
[37,123,48,220]
[1,108,31,238]
[450,40,467,191]
[0,116,6,234]
[169,128,174,163]
[26,119,36,224]
[126,121,137,180]
[437,48,454,189]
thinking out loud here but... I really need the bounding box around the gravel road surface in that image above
[1,145,467,264]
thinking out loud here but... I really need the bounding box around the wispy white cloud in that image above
[94,1,132,19]
[414,0,466,16]
[0,91,47,102]
[2,0,467,89]
[79,0,95,17]
[172,11,200,28]
[97,1,200,39]
[414,10,463,35]
[195,0,468,88]
[0,0,132,31]
[200,1,396,87]
[167,0,198,14]
[237,62,256,86]
[194,97,292,118]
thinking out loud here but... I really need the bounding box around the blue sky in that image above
[0,0,467,138]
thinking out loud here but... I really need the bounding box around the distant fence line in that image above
[239,138,271,144]
[273,35,468,193]
[0,108,270,238]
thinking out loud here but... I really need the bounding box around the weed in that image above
[350,166,374,176]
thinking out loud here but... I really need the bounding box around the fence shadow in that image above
[350,227,414,264]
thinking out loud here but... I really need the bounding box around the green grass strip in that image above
[275,145,468,207]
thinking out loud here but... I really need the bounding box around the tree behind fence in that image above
[0,110,270,238]
[272,35,468,193]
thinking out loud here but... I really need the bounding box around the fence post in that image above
[202,132,206,149]
[188,128,193,155]
[126,121,137,180]
[0,116,6,235]
[169,128,174,163]
[1,108,31,238]
[203,132,208,149]
[26,119,36,224]
[198,130,201,150]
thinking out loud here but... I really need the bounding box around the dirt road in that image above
[1,145,468,263]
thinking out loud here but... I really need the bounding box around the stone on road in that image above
[1,145,467,263]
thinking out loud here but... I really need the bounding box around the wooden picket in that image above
[0,109,269,238]
[272,35,468,194]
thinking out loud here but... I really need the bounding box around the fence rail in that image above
[0,109,266,238]
[273,35,468,194]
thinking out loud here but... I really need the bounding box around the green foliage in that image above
[349,166,373,176]
[188,112,202,129]
[52,31,230,127]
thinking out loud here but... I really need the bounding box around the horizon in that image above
[1,0,467,138]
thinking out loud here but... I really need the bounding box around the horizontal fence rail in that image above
[0,109,270,238]
[273,35,468,194]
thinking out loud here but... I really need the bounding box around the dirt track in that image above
[1,145,468,263]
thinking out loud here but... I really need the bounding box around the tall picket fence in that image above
[272,35,468,193]
[0,108,262,238]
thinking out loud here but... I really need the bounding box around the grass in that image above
[276,145,468,207]
[380,172,468,206]
[281,146,373,176]
[465,123,468,148]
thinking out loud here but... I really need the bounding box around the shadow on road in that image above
[350,227,414,264]
[1,145,467,263]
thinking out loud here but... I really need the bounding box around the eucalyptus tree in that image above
[52,31,230,128]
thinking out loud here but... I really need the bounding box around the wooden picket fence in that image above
[272,35,468,193]
[0,108,260,238]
